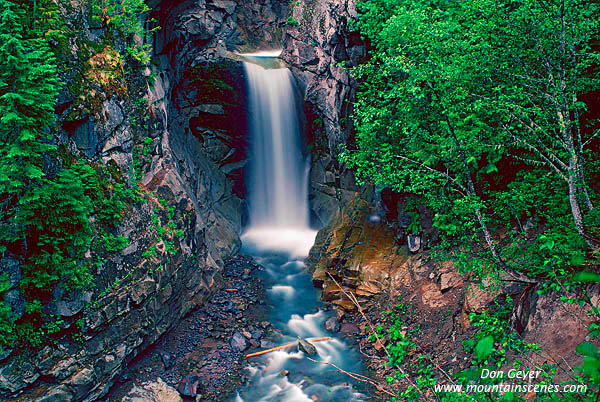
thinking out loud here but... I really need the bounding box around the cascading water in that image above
[240,53,317,258]
[245,61,309,228]
[235,53,367,402]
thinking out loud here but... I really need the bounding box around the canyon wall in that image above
[0,1,287,400]
[281,0,371,226]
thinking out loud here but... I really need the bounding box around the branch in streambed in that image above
[245,337,330,358]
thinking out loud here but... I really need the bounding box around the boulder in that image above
[124,378,182,402]
[407,234,421,253]
[230,332,248,352]
[297,337,317,356]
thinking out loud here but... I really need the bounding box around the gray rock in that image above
[211,0,236,14]
[72,117,98,158]
[160,351,173,369]
[48,290,93,317]
[230,332,248,352]
[0,255,21,287]
[124,378,182,402]
[297,337,317,356]
[3,289,24,321]
[122,241,138,256]
[102,125,132,154]
[0,360,40,394]
[36,385,73,402]
[101,99,124,134]
[197,104,225,115]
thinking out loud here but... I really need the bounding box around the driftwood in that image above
[245,337,330,358]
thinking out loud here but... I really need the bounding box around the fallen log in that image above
[245,337,330,358]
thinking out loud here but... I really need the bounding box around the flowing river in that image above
[233,52,368,402]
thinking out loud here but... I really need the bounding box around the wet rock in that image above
[117,370,132,383]
[279,370,290,377]
[230,332,248,352]
[324,316,340,333]
[72,117,97,158]
[297,337,317,356]
[177,374,200,398]
[340,323,359,334]
[125,378,182,402]
[197,104,225,115]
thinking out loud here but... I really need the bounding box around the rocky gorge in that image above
[0,0,597,401]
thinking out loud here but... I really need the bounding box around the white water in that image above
[235,54,366,402]
[244,61,310,229]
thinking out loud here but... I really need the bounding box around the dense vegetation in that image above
[344,0,600,400]
[0,0,151,350]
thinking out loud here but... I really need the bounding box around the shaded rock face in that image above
[0,1,288,401]
[281,0,369,226]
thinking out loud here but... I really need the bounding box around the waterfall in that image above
[244,62,309,228]
[241,55,316,257]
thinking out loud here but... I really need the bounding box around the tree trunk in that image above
[568,158,597,250]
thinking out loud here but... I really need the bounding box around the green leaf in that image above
[454,368,480,381]
[475,336,495,360]
[582,356,600,378]
[570,253,586,266]
[485,163,498,174]
[572,271,600,283]
[576,341,599,358]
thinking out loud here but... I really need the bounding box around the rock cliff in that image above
[0,0,287,400]
[281,0,370,226]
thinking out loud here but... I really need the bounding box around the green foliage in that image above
[287,1,300,26]
[0,0,59,201]
[465,297,537,367]
[347,0,600,283]
[91,0,159,65]
[18,163,96,292]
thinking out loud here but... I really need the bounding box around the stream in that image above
[233,52,368,402]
